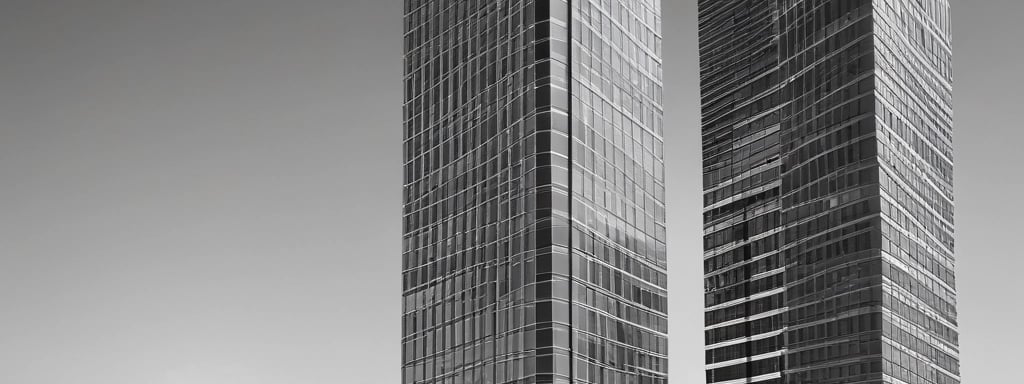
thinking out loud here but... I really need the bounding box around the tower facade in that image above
[698,1,958,383]
[402,1,665,384]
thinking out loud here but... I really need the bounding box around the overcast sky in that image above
[0,1,1020,383]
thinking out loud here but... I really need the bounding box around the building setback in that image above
[698,0,958,383]
[402,1,666,384]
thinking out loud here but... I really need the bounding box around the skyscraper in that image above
[402,1,665,384]
[698,1,958,383]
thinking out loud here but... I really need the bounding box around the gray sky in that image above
[0,1,1018,383]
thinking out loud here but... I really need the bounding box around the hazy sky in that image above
[0,1,1020,383]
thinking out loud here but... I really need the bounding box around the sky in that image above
[0,0,1020,383]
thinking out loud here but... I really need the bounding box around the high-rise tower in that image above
[698,1,959,383]
[402,1,666,383]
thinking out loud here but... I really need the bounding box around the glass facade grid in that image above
[402,1,664,384]
[698,1,957,383]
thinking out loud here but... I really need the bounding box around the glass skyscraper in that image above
[402,1,665,384]
[698,1,958,383]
